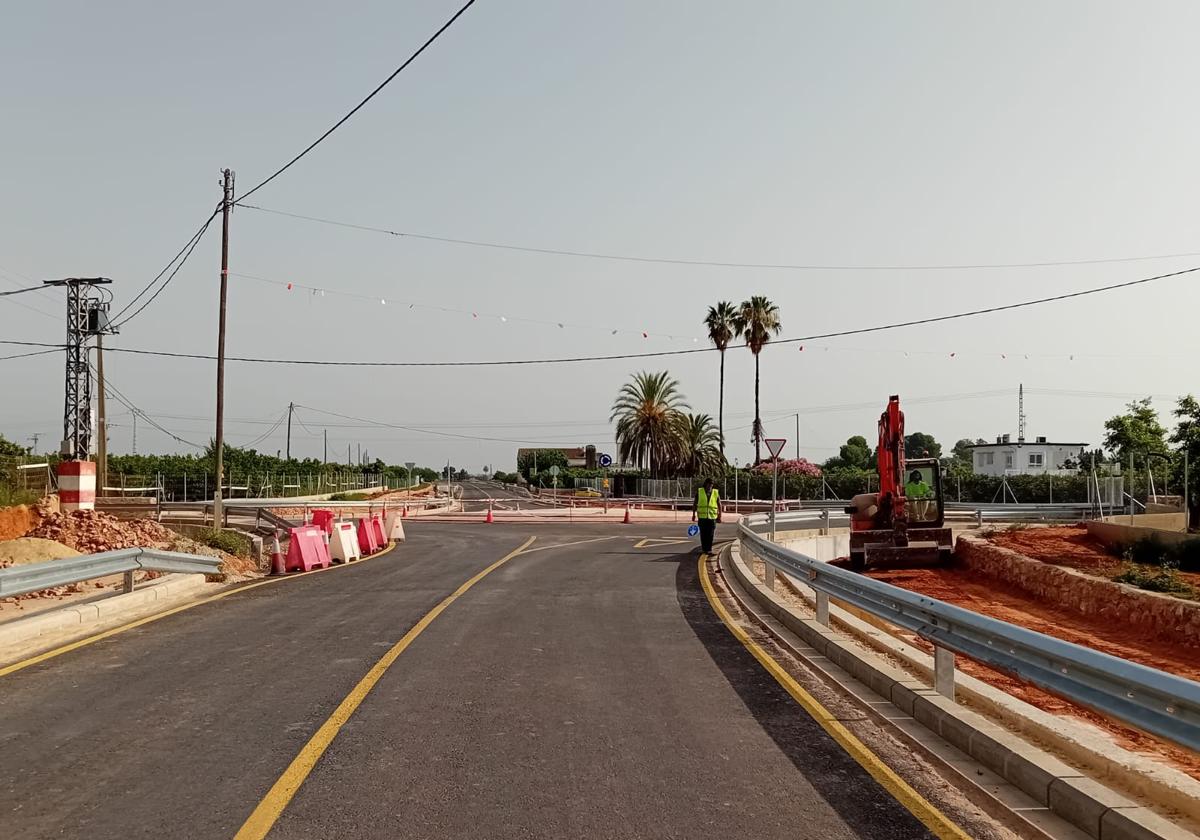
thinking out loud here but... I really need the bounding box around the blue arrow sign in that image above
[687,524,699,537]
[599,453,613,468]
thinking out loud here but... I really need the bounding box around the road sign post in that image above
[765,438,787,542]
[550,465,560,505]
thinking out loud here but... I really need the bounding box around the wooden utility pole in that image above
[96,334,107,493]
[323,429,328,464]
[286,402,294,460]
[213,168,234,523]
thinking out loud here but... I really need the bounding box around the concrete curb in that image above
[0,573,218,664]
[727,541,1196,840]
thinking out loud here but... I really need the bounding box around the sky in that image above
[2,1,1199,472]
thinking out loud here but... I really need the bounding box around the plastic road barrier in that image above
[329,521,362,563]
[311,509,336,535]
[384,511,406,542]
[357,517,380,555]
[285,525,332,572]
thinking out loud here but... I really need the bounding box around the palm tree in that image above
[675,412,725,477]
[611,371,688,476]
[703,301,738,457]
[736,296,782,464]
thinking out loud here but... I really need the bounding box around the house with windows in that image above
[968,434,1086,477]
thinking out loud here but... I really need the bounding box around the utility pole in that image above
[44,277,113,460]
[96,334,107,492]
[213,168,234,525]
[357,443,362,465]
[323,429,328,464]
[286,401,294,460]
[795,413,800,461]
[28,434,41,455]
[132,411,138,455]
[347,443,351,466]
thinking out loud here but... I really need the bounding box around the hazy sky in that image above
[2,1,1198,471]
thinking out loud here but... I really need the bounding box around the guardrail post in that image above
[934,646,955,699]
[816,591,829,626]
[123,570,136,594]
[820,509,830,536]
[764,563,776,589]
[975,509,983,527]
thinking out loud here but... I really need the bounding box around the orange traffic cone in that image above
[402,504,408,518]
[485,502,494,523]
[622,504,631,524]
[269,529,286,576]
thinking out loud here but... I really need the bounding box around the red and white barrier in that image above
[58,460,96,512]
[384,511,406,542]
[357,517,380,555]
[311,509,335,535]
[285,525,332,572]
[329,521,361,563]
[370,514,387,548]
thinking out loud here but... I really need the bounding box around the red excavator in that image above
[845,395,953,570]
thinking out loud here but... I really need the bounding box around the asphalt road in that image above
[0,521,978,839]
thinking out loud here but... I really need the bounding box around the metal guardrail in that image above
[0,548,222,599]
[737,512,1200,752]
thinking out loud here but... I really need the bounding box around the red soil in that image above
[867,533,1200,779]
[0,505,37,541]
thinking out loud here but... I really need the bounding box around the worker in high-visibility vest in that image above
[691,477,721,554]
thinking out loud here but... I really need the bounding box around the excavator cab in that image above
[844,397,954,571]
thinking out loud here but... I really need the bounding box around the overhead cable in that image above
[234,0,479,203]
[239,203,1200,272]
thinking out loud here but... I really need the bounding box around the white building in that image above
[969,435,1086,477]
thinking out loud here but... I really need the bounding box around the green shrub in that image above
[329,492,370,501]
[1112,562,1196,598]
[0,486,38,507]
[1121,536,1170,567]
[194,527,250,558]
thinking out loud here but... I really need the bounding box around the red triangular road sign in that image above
[765,438,787,459]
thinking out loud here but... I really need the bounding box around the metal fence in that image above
[98,471,389,501]
[738,511,1200,752]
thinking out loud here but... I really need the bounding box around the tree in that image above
[823,435,872,472]
[0,434,28,457]
[704,301,738,457]
[903,432,941,459]
[1076,448,1106,473]
[951,439,975,463]
[674,412,725,477]
[1170,395,1200,526]
[611,371,688,476]
[735,296,782,464]
[516,449,568,481]
[1103,398,1168,464]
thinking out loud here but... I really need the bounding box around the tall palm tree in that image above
[703,301,738,457]
[737,296,782,464]
[611,371,688,476]
[675,412,725,477]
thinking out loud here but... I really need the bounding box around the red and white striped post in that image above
[58,461,96,512]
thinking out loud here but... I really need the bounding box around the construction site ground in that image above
[0,504,252,620]
[854,526,1200,781]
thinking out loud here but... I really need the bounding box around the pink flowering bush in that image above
[751,458,822,477]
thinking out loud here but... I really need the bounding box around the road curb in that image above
[726,541,1196,840]
[0,574,218,664]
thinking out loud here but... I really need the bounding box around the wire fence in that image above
[98,471,390,501]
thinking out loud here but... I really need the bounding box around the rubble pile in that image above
[30,510,177,554]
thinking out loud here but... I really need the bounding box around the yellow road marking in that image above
[697,555,972,840]
[518,535,622,554]
[633,537,693,549]
[234,535,537,840]
[0,543,399,679]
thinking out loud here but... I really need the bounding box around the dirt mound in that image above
[0,505,38,541]
[0,537,81,566]
[988,525,1114,570]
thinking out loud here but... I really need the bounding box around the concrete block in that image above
[1049,777,1138,839]
[1004,744,1084,807]
[1100,807,1198,840]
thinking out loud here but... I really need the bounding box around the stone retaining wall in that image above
[955,533,1200,648]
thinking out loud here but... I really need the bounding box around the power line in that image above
[79,265,1200,367]
[239,203,1200,272]
[93,366,206,449]
[234,0,479,204]
[109,208,220,328]
[0,348,61,362]
[294,405,604,445]
[0,284,48,297]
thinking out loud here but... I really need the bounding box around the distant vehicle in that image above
[574,487,601,498]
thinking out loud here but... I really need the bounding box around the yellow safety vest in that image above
[696,487,720,519]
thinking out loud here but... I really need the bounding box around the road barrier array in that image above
[0,548,222,599]
[737,510,1200,753]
